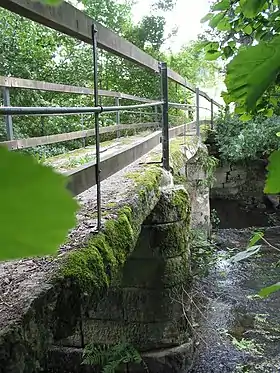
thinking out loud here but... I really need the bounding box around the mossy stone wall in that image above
[58,187,191,352]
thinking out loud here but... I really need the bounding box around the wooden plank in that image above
[65,121,197,196]
[0,76,154,103]
[0,122,159,150]
[66,131,162,195]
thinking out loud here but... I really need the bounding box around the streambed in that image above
[189,227,280,373]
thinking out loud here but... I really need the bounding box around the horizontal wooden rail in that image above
[0,76,155,103]
[66,120,210,196]
[0,0,222,108]
[0,122,160,150]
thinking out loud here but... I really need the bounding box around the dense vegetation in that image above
[211,113,280,163]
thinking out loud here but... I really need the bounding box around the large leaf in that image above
[264,150,280,194]
[241,0,267,18]
[259,282,280,297]
[0,147,78,260]
[225,35,280,111]
[229,245,261,263]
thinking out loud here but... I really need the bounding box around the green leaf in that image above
[264,150,280,193]
[243,24,253,35]
[212,0,230,11]
[225,35,280,111]
[204,42,219,51]
[240,113,253,121]
[205,50,221,61]
[229,245,261,263]
[276,132,280,137]
[201,13,214,23]
[217,18,232,31]
[266,108,274,117]
[259,282,280,297]
[209,13,225,28]
[224,45,234,58]
[0,146,78,260]
[241,0,267,18]
[249,232,263,247]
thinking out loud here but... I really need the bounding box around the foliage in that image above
[212,113,280,163]
[82,341,146,373]
[259,282,280,297]
[210,208,220,228]
[0,146,78,260]
[201,0,280,116]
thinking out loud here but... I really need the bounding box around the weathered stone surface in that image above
[87,286,182,323]
[144,186,190,224]
[211,161,266,204]
[131,220,188,260]
[121,252,190,289]
[187,182,210,233]
[81,318,188,349]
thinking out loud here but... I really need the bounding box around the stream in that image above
[189,226,280,373]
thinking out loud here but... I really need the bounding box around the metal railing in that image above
[0,0,222,230]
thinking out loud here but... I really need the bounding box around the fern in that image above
[82,340,148,373]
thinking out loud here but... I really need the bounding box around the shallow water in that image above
[189,227,280,373]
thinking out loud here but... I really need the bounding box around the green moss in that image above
[61,245,109,292]
[126,165,162,199]
[60,207,137,293]
[170,188,190,223]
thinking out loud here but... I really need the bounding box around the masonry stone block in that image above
[82,318,188,350]
[144,186,190,224]
[121,252,189,289]
[131,220,188,260]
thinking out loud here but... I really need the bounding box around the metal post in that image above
[210,99,214,130]
[92,24,101,231]
[115,97,120,138]
[195,87,200,137]
[154,105,158,128]
[160,61,169,171]
[2,87,13,140]
[81,114,86,147]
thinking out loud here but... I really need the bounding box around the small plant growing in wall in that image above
[210,208,220,229]
[82,340,148,373]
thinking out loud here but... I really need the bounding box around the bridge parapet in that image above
[0,136,210,373]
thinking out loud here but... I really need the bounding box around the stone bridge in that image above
[0,135,211,373]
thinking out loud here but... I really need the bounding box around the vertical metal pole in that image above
[2,87,13,140]
[154,105,158,128]
[92,24,101,231]
[81,114,86,147]
[210,99,214,130]
[195,87,200,137]
[160,61,169,171]
[115,97,120,138]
